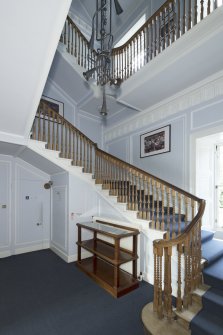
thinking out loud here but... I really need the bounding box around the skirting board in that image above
[15,241,50,256]
[0,241,50,258]
[0,250,11,258]
[50,243,93,263]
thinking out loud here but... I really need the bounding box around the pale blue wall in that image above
[105,99,223,191]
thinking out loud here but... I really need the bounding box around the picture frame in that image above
[41,95,64,117]
[140,125,171,158]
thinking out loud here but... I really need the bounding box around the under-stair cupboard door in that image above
[0,160,11,257]
[51,185,67,253]
[15,164,51,253]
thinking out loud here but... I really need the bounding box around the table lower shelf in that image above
[76,256,139,298]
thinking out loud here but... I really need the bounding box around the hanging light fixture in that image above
[83,0,123,116]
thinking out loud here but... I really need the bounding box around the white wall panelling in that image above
[52,185,68,251]
[15,160,51,253]
[43,78,76,125]
[77,111,102,148]
[106,136,130,162]
[0,155,51,258]
[0,158,12,257]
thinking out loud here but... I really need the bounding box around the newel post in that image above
[153,242,163,319]
[163,245,173,319]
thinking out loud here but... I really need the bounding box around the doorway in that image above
[195,132,223,232]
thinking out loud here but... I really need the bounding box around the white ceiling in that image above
[0,0,71,143]
[47,2,223,128]
[0,141,64,175]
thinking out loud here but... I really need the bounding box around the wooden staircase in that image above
[31,100,206,323]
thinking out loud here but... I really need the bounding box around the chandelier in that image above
[83,0,123,116]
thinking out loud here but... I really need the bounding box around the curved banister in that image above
[60,1,221,83]
[32,99,205,320]
[112,0,174,52]
[153,199,205,247]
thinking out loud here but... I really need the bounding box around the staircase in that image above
[142,230,223,334]
[30,99,223,333]
[30,100,206,321]
[190,231,223,335]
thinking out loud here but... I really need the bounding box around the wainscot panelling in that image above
[191,98,223,131]
[106,137,130,162]
[0,158,12,256]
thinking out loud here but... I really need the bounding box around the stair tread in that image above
[203,288,223,314]
[203,256,223,289]
[175,303,202,322]
[202,239,223,264]
[201,230,214,243]
[191,310,223,335]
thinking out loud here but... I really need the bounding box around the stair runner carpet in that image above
[190,230,223,335]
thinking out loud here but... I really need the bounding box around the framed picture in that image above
[41,95,64,117]
[140,125,171,158]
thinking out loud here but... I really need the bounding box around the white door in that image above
[0,161,10,252]
[17,180,44,246]
[52,186,67,251]
[196,140,215,229]
[215,144,223,229]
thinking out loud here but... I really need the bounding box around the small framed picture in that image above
[41,95,64,117]
[140,125,171,158]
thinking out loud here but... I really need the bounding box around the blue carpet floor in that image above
[190,230,223,335]
[0,250,153,335]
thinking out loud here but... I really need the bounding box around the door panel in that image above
[17,180,44,244]
[215,145,223,228]
[52,186,67,251]
[0,161,10,249]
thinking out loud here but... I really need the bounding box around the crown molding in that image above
[104,70,223,142]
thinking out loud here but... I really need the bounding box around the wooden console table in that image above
[76,220,139,298]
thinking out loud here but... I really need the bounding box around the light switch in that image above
[2,205,6,208]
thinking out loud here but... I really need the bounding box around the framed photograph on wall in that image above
[41,95,64,117]
[140,125,171,158]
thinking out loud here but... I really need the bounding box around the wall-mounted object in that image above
[140,125,171,158]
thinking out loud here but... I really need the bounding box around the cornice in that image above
[104,71,223,142]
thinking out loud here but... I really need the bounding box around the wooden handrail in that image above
[112,0,174,52]
[32,99,206,321]
[154,199,205,247]
[61,1,221,82]
[96,147,201,203]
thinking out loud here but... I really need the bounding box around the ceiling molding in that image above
[104,70,223,142]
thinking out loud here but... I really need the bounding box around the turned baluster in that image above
[177,0,181,38]
[78,32,81,65]
[37,105,41,141]
[74,28,77,58]
[194,0,198,25]
[151,179,156,229]
[182,0,186,34]
[207,0,211,14]
[163,246,172,319]
[188,0,192,30]
[161,184,165,230]
[200,0,204,20]
[166,187,171,239]
[153,245,164,319]
[177,193,182,235]
[67,21,70,53]
[172,190,176,239]
[176,243,183,311]
[47,108,51,149]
